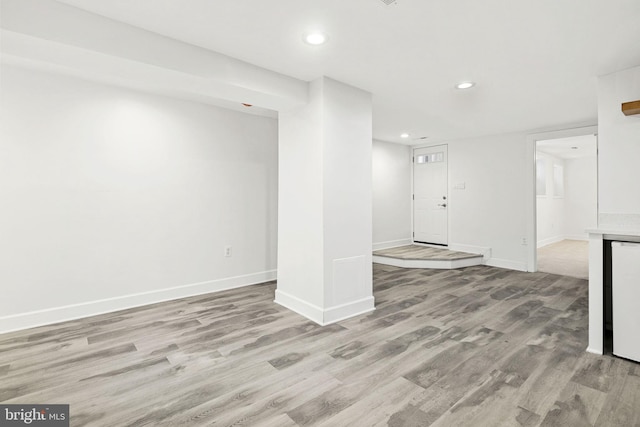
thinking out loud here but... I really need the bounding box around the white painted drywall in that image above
[277,77,374,324]
[277,78,325,310]
[372,140,411,249]
[0,65,278,326]
[321,77,373,312]
[446,133,529,271]
[1,0,307,112]
[536,149,598,247]
[598,65,640,219]
[536,152,566,246]
[564,155,598,239]
[588,64,640,354]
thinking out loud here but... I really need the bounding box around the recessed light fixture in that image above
[304,32,328,45]
[571,146,578,149]
[456,81,475,90]
[400,133,410,139]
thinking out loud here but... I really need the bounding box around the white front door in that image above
[413,145,448,245]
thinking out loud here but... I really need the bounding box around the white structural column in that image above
[276,77,375,325]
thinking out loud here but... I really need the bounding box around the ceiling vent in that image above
[380,0,398,5]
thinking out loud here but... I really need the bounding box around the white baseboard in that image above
[485,258,528,272]
[372,238,412,251]
[0,270,277,335]
[274,289,375,326]
[586,346,603,355]
[372,255,482,270]
[448,243,492,262]
[537,235,565,248]
[274,289,324,324]
[323,297,375,325]
[563,234,589,242]
[537,234,589,248]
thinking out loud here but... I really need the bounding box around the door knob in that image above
[438,203,447,208]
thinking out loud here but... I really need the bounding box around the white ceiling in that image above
[537,134,598,160]
[50,0,640,144]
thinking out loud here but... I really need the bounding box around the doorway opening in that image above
[528,129,598,276]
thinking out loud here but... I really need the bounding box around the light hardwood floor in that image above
[373,245,480,260]
[1,264,638,426]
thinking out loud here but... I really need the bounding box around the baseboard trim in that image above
[448,243,492,262]
[372,255,482,270]
[323,297,375,325]
[586,346,603,355]
[0,270,277,335]
[485,258,528,272]
[563,235,589,242]
[537,235,565,248]
[372,238,412,251]
[274,289,324,324]
[274,290,375,326]
[537,235,589,248]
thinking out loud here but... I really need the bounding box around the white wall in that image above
[0,65,278,332]
[372,140,411,249]
[536,152,565,246]
[276,77,325,310]
[321,78,373,314]
[446,133,529,271]
[277,77,374,325]
[598,65,640,224]
[589,64,640,354]
[564,155,598,239]
[536,151,597,246]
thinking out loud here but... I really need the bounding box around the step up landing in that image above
[373,245,483,269]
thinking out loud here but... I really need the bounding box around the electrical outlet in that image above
[521,238,527,246]
[224,246,232,257]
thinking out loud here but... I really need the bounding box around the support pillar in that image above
[276,76,374,325]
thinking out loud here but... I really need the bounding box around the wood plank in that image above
[0,265,637,426]
[539,381,607,426]
[622,99,640,116]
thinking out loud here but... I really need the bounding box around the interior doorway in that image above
[533,133,597,278]
[526,125,598,272]
[413,145,448,246]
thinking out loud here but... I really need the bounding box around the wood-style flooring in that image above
[1,264,639,426]
[373,245,480,260]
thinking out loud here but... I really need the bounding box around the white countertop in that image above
[588,228,640,238]
[588,214,640,237]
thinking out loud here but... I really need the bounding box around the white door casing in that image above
[413,145,448,245]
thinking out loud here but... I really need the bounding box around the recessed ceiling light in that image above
[304,32,328,45]
[456,81,475,90]
[400,133,410,138]
[571,146,578,149]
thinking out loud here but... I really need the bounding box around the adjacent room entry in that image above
[413,145,448,246]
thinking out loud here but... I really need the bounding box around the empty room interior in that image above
[2,1,640,426]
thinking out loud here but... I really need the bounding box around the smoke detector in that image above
[380,0,398,5]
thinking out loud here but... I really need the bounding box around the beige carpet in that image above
[537,239,588,279]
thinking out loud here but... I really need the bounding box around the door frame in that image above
[411,143,449,247]
[525,125,598,272]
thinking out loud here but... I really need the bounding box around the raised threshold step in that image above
[373,245,483,269]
